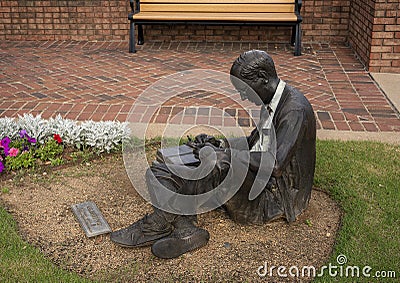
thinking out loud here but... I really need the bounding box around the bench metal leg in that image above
[138,25,144,45]
[129,20,136,53]
[294,23,302,56]
[291,26,296,46]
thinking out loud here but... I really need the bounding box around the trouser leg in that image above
[146,162,221,258]
[145,161,225,218]
[112,158,227,256]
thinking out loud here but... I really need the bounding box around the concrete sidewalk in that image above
[371,73,400,114]
[0,41,399,144]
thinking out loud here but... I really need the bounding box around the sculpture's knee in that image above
[146,164,179,193]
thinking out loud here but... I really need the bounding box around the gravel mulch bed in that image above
[0,155,341,282]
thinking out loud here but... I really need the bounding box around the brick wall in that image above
[349,0,400,73]
[348,0,375,70]
[0,0,129,41]
[302,0,350,43]
[0,0,350,43]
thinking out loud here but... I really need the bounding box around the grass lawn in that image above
[313,140,399,282]
[0,140,399,282]
[0,206,90,282]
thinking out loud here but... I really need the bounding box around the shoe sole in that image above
[151,229,210,259]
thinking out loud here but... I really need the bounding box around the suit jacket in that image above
[224,84,316,224]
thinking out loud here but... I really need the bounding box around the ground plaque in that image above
[71,201,112,238]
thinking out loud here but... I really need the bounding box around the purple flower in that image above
[1,137,11,148]
[18,130,36,144]
[3,147,9,156]
[1,137,11,156]
[19,129,27,138]
[0,161,4,173]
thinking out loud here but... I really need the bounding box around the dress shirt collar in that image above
[267,79,286,114]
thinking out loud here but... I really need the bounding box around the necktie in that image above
[251,106,273,152]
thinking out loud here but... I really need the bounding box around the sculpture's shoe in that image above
[110,213,173,248]
[151,227,210,259]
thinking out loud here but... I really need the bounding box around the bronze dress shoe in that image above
[151,226,209,259]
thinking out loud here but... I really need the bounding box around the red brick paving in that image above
[0,41,399,132]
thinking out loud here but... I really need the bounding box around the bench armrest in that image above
[296,0,302,13]
[130,0,134,12]
[129,0,141,20]
[130,0,140,13]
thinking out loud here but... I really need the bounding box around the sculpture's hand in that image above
[192,142,220,158]
[194,133,209,144]
[188,133,222,148]
[193,143,230,171]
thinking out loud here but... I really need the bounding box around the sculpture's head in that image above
[230,50,279,105]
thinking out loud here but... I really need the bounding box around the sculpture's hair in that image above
[230,50,278,81]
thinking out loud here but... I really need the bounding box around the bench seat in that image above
[128,0,302,55]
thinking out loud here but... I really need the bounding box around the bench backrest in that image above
[138,0,300,14]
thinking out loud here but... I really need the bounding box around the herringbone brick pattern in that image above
[0,41,399,132]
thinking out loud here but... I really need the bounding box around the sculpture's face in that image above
[232,77,263,106]
[232,74,275,106]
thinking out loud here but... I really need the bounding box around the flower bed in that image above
[0,114,130,174]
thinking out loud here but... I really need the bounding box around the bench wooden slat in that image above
[140,4,294,13]
[133,12,299,22]
[141,0,295,3]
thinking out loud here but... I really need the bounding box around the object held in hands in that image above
[156,144,200,166]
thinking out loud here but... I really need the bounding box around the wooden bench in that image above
[128,0,303,56]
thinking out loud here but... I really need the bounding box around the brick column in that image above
[349,0,400,73]
[370,0,400,72]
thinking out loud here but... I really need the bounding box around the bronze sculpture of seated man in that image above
[110,50,316,259]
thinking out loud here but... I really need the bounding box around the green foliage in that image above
[8,139,24,150]
[50,157,64,167]
[35,138,63,161]
[305,219,313,227]
[1,187,9,194]
[5,151,36,170]
[2,137,65,172]
[70,149,94,164]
